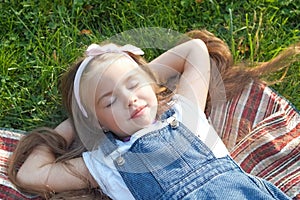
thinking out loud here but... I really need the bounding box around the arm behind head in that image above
[7,128,68,196]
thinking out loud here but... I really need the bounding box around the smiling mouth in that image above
[130,105,147,119]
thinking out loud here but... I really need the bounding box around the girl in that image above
[8,30,298,199]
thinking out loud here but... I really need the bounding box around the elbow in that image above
[14,148,56,194]
[8,152,49,194]
[190,39,208,53]
[15,164,49,194]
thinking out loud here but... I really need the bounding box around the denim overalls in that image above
[100,109,291,200]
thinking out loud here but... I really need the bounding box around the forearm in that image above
[16,144,96,193]
[55,118,75,147]
[149,39,210,81]
[16,145,58,192]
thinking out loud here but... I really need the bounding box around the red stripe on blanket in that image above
[276,167,300,194]
[231,116,283,159]
[0,156,9,166]
[239,82,264,127]
[222,94,241,144]
[262,144,299,181]
[0,137,19,152]
[237,122,299,173]
[265,91,278,118]
[255,126,300,178]
[0,185,42,200]
[231,105,297,159]
[254,107,296,135]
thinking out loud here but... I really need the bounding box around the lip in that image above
[130,105,147,119]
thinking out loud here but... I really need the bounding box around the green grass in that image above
[0,0,299,130]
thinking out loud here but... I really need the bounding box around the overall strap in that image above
[98,132,118,156]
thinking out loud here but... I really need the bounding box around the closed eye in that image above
[127,79,139,89]
[102,96,116,108]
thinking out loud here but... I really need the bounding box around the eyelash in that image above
[105,97,116,107]
[128,79,139,89]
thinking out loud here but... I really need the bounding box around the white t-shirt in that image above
[83,95,229,200]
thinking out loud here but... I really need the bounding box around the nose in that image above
[128,94,138,107]
[121,88,138,107]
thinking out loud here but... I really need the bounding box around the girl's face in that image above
[93,57,158,139]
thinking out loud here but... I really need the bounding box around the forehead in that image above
[101,57,141,81]
[93,57,142,89]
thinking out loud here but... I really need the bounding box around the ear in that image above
[102,126,109,133]
[98,121,108,133]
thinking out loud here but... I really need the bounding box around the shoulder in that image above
[172,94,208,121]
[159,94,209,135]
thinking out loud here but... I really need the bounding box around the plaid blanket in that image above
[0,129,41,200]
[210,81,300,199]
[0,81,299,199]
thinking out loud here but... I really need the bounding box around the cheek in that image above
[96,109,114,127]
[146,87,158,105]
[97,107,124,128]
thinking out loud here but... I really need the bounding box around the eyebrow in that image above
[98,91,113,102]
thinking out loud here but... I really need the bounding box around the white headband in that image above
[73,43,144,118]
